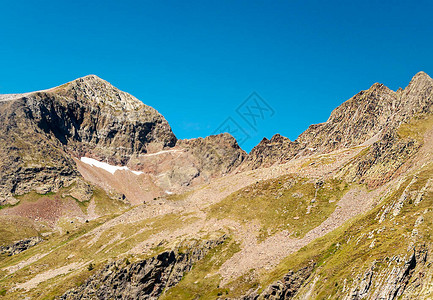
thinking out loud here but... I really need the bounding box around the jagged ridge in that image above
[242,72,433,173]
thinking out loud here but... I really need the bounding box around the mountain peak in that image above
[413,70,430,78]
[402,71,433,100]
[366,82,393,94]
[80,74,103,80]
[74,74,108,85]
[55,74,147,112]
[270,133,291,143]
[68,74,111,89]
[407,71,433,87]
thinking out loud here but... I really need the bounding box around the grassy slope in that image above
[208,175,349,240]
[0,210,199,299]
[2,114,433,299]
[1,173,351,299]
[0,216,40,247]
[160,237,241,299]
[220,115,433,298]
[221,165,432,298]
[154,176,351,299]
[0,184,135,299]
[162,115,433,299]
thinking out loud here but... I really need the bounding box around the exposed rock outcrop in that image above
[240,134,296,170]
[238,263,315,300]
[344,246,428,300]
[58,237,226,300]
[176,133,247,179]
[50,75,177,161]
[0,236,43,256]
[338,129,420,188]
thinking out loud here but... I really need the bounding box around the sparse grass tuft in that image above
[87,263,94,271]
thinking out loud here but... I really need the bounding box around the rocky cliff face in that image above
[59,237,226,300]
[343,246,428,300]
[239,263,315,300]
[0,75,177,204]
[176,133,247,180]
[23,75,177,163]
[0,96,80,204]
[242,72,433,172]
[0,76,246,204]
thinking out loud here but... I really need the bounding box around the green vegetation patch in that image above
[92,187,130,216]
[208,175,349,241]
[0,215,40,247]
[98,212,198,257]
[14,191,55,203]
[398,113,433,142]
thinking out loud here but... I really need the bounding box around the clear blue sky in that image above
[1,1,433,151]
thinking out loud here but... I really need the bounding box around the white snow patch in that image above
[80,157,143,175]
[165,191,173,195]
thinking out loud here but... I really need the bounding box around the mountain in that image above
[242,72,433,174]
[0,75,245,206]
[1,72,433,299]
[0,75,175,204]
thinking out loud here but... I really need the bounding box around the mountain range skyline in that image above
[3,1,433,151]
[1,71,429,153]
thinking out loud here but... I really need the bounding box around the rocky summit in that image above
[2,72,433,299]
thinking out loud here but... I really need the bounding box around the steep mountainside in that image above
[0,76,246,205]
[0,75,176,204]
[2,72,433,300]
[242,72,433,174]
